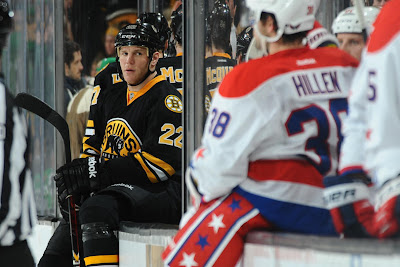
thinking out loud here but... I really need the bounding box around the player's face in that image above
[337,33,365,61]
[119,45,151,85]
[65,51,83,81]
[373,0,389,8]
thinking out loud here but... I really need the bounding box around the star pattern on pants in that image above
[208,213,226,234]
[179,252,198,267]
[229,197,242,212]
[195,234,210,250]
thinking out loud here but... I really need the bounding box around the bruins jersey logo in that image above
[101,118,142,160]
[165,95,183,113]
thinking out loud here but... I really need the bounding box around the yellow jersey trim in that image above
[212,52,231,59]
[126,75,166,105]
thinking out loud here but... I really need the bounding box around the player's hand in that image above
[54,157,100,202]
[323,173,376,237]
[374,176,400,238]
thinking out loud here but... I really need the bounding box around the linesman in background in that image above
[0,1,37,266]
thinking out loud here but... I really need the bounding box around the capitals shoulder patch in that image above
[165,95,183,113]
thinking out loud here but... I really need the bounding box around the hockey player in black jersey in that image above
[156,4,183,94]
[204,1,236,113]
[39,23,182,267]
[94,12,171,96]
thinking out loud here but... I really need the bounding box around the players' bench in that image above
[118,223,400,267]
[32,219,400,266]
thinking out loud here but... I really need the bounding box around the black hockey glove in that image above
[54,157,114,204]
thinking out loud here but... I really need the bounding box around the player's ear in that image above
[150,51,160,69]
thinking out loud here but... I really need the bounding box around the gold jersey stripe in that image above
[82,143,100,155]
[134,153,159,183]
[142,152,175,176]
[212,52,231,59]
[87,119,94,128]
[126,75,166,106]
[84,254,119,265]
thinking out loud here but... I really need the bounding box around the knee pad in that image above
[79,194,119,228]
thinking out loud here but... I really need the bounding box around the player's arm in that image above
[338,62,369,176]
[191,76,278,202]
[80,72,106,158]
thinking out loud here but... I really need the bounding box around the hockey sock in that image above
[82,223,119,267]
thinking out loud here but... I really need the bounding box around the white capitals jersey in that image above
[339,0,400,187]
[191,47,358,203]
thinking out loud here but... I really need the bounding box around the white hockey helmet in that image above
[246,0,319,43]
[332,6,380,35]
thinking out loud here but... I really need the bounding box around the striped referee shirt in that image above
[0,79,37,246]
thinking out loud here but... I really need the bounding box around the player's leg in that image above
[79,180,181,266]
[38,219,85,267]
[79,194,120,267]
[162,192,272,267]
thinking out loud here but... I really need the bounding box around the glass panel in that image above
[3,0,57,216]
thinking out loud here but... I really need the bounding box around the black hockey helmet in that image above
[170,4,183,45]
[136,12,171,51]
[209,1,232,51]
[0,0,13,50]
[236,26,253,59]
[114,23,162,84]
[205,14,212,48]
[115,23,162,59]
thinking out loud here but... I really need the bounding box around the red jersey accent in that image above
[219,47,358,98]
[367,0,400,53]
[248,159,323,187]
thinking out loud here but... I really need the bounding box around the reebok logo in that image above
[88,157,97,179]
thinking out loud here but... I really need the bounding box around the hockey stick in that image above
[354,0,368,42]
[14,92,80,266]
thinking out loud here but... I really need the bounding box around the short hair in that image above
[260,12,307,45]
[64,40,81,66]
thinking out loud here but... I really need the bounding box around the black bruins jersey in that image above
[81,75,183,185]
[204,53,236,113]
[94,61,126,93]
[156,53,183,95]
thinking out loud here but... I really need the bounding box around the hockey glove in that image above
[323,172,376,237]
[54,157,114,204]
[374,176,400,238]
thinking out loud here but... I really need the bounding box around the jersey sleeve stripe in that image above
[81,143,100,158]
[86,119,94,128]
[133,153,160,183]
[142,151,175,176]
